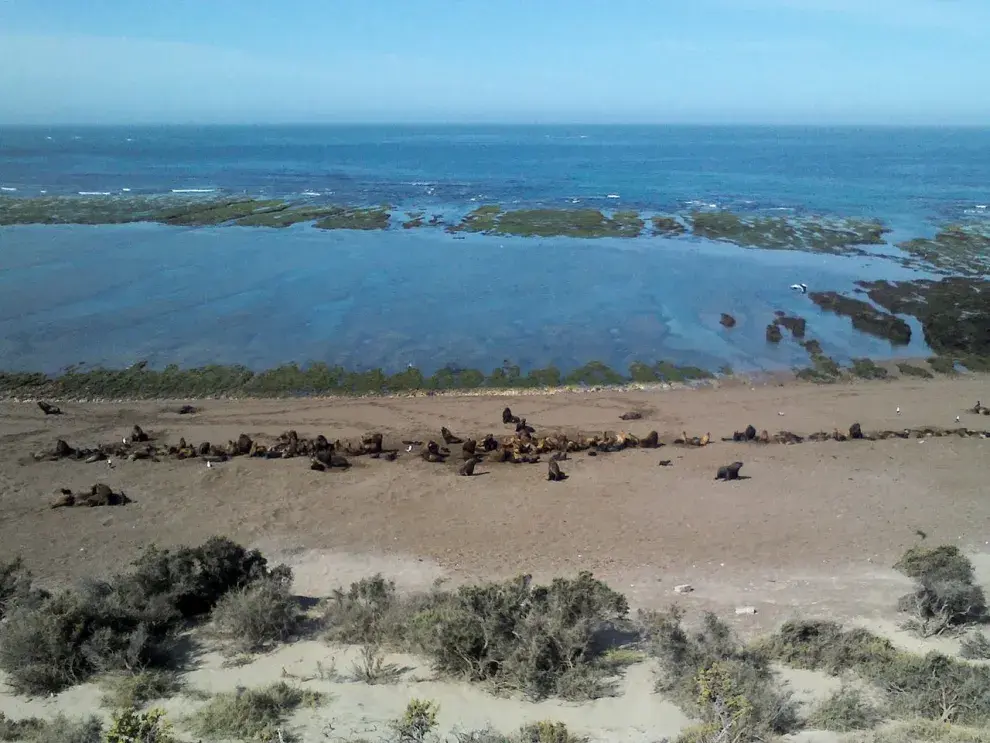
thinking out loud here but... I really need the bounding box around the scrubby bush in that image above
[516,721,586,743]
[186,682,322,742]
[0,713,102,743]
[756,619,897,674]
[351,643,403,684]
[0,557,43,620]
[0,537,290,694]
[323,573,405,645]
[807,684,884,732]
[411,572,628,700]
[390,699,439,743]
[961,632,990,660]
[211,575,298,653]
[644,607,799,740]
[894,545,987,636]
[105,707,175,743]
[99,669,184,709]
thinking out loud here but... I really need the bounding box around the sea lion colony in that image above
[26,402,990,508]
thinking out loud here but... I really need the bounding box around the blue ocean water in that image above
[1,125,989,376]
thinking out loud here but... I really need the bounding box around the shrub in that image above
[516,721,586,743]
[755,619,897,674]
[807,684,884,731]
[644,607,799,739]
[105,708,175,743]
[857,719,990,743]
[411,572,628,700]
[390,699,439,743]
[0,537,289,694]
[351,643,402,684]
[894,545,987,636]
[961,632,990,660]
[187,682,322,742]
[323,573,403,645]
[0,557,44,620]
[99,669,184,709]
[0,713,103,743]
[211,575,298,653]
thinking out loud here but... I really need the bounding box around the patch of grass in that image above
[312,205,391,230]
[449,204,502,233]
[0,556,43,620]
[961,632,990,661]
[99,669,184,709]
[0,713,103,743]
[850,358,891,380]
[351,644,403,684]
[154,199,287,226]
[211,575,299,653]
[894,545,988,637]
[855,719,990,743]
[807,684,884,732]
[516,721,588,743]
[642,606,800,740]
[323,574,410,646]
[186,682,322,742]
[898,362,935,379]
[628,360,714,384]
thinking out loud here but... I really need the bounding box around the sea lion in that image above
[502,407,521,425]
[441,426,463,445]
[236,434,253,455]
[422,441,446,463]
[177,404,197,415]
[482,434,499,451]
[362,433,384,454]
[699,432,711,446]
[458,458,479,476]
[758,430,770,444]
[54,439,75,458]
[641,431,660,449]
[619,411,643,421]
[547,460,567,482]
[745,425,757,441]
[384,451,398,461]
[516,418,535,435]
[197,441,211,456]
[131,425,150,443]
[462,439,477,458]
[658,459,673,467]
[849,423,864,440]
[715,461,744,481]
[314,435,330,452]
[37,401,62,415]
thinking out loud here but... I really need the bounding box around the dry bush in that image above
[322,573,416,646]
[186,681,322,742]
[0,713,103,743]
[99,669,184,709]
[853,719,990,743]
[0,557,45,620]
[755,619,897,674]
[643,606,800,741]
[351,643,403,684]
[211,575,298,653]
[894,545,987,637]
[961,633,990,661]
[807,684,884,732]
[0,536,290,694]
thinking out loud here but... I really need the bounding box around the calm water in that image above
[1,125,989,376]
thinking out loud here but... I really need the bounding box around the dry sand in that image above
[2,374,990,741]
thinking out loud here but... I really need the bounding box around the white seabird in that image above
[790,283,808,294]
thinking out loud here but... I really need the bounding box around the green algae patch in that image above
[650,215,687,236]
[848,358,889,380]
[897,362,934,379]
[858,277,990,359]
[897,224,990,276]
[235,206,348,228]
[402,211,425,229]
[809,291,912,345]
[795,339,842,383]
[154,199,287,226]
[690,211,888,254]
[494,208,644,238]
[312,205,391,231]
[448,205,502,233]
[628,360,714,383]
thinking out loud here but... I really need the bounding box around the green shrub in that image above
[894,545,987,636]
[0,557,44,620]
[516,721,586,743]
[643,607,799,739]
[211,575,298,653]
[961,633,990,660]
[187,682,322,742]
[807,684,884,731]
[351,643,403,684]
[755,619,897,674]
[105,708,175,743]
[99,669,184,709]
[0,713,103,743]
[411,572,628,700]
[390,699,439,743]
[323,574,403,645]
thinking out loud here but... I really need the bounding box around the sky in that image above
[0,0,988,126]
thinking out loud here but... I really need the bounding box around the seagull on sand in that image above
[790,283,808,294]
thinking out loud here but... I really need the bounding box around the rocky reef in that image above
[448,206,645,238]
[689,211,889,254]
[809,291,912,345]
[896,224,990,276]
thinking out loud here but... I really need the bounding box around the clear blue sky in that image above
[1,0,988,125]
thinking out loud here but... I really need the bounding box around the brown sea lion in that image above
[362,433,384,454]
[458,458,479,476]
[462,439,477,458]
[131,425,150,443]
[441,426,463,445]
[177,404,197,415]
[38,401,62,415]
[641,431,660,448]
[715,461,744,481]
[658,459,673,467]
[502,406,521,425]
[482,434,499,451]
[236,434,253,455]
[849,423,863,440]
[745,425,757,441]
[547,460,567,482]
[619,411,643,421]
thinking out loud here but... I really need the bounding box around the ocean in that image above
[1,125,988,377]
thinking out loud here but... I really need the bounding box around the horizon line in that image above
[3,120,990,129]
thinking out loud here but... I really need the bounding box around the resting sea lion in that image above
[547,460,567,482]
[715,461,744,481]
[441,426,463,445]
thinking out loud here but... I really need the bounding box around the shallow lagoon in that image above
[0,223,929,376]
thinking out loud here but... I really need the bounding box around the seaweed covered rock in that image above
[809,291,911,345]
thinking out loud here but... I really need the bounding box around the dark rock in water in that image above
[809,290,911,345]
[720,313,737,328]
[776,315,807,339]
[766,324,783,343]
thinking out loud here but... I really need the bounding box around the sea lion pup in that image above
[441,426,463,445]
[619,411,643,421]
[699,432,711,447]
[362,433,383,455]
[458,457,480,476]
[758,430,770,444]
[236,433,253,455]
[641,431,661,449]
[177,404,197,415]
[516,418,535,435]
[715,461,744,481]
[547,460,567,482]
[422,441,446,463]
[37,401,62,415]
[658,459,673,467]
[462,438,478,458]
[131,425,150,443]
[745,425,757,441]
[482,434,499,451]
[849,422,864,440]
[502,406,521,425]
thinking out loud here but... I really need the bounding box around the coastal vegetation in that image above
[5,540,990,741]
